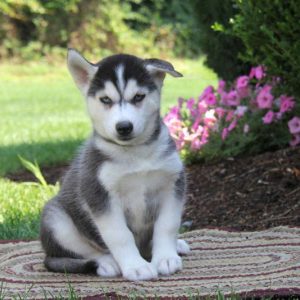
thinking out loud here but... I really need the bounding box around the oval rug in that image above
[0,226,300,299]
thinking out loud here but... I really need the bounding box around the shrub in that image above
[191,0,249,80]
[228,0,300,102]
[164,66,299,164]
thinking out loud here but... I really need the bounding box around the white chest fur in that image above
[97,144,182,237]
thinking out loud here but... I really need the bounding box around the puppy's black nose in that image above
[116,121,133,136]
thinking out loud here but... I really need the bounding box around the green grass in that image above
[0,178,58,239]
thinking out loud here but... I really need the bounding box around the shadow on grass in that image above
[0,139,84,176]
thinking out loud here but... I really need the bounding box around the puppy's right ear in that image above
[67,49,97,95]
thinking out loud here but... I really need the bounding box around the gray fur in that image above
[174,169,186,201]
[40,138,110,265]
[144,58,183,78]
[40,207,82,259]
[144,114,162,145]
[163,134,177,157]
[44,257,97,274]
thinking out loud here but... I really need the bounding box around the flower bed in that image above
[164,66,299,163]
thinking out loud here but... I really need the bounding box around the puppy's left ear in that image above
[67,48,97,95]
[144,58,183,87]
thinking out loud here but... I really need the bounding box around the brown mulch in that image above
[6,147,300,232]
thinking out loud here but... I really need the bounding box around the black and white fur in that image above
[40,49,190,281]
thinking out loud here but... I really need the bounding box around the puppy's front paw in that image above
[122,260,158,281]
[177,239,190,255]
[153,254,182,276]
[96,254,121,277]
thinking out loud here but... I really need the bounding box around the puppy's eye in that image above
[132,94,145,104]
[99,96,113,105]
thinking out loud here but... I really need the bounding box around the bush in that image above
[0,0,201,60]
[228,0,300,102]
[164,66,299,164]
[191,0,249,81]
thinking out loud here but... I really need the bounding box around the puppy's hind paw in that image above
[177,239,190,255]
[96,254,121,278]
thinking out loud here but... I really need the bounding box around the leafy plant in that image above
[0,0,202,60]
[190,0,249,80]
[228,0,300,101]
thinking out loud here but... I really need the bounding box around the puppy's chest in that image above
[116,170,165,230]
[99,159,173,232]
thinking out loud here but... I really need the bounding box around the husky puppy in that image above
[40,49,190,281]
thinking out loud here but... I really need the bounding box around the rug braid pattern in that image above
[0,226,300,299]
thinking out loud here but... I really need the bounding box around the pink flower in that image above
[237,87,250,98]
[243,124,250,134]
[275,112,283,120]
[290,134,300,147]
[192,116,201,131]
[221,128,229,140]
[235,106,248,117]
[262,110,274,124]
[204,109,216,128]
[279,95,295,113]
[215,107,226,119]
[228,119,238,132]
[249,66,265,80]
[288,117,300,134]
[226,90,240,106]
[200,126,210,144]
[191,138,202,150]
[186,98,197,117]
[186,98,195,110]
[165,117,182,130]
[225,110,235,122]
[175,134,185,150]
[256,85,273,109]
[167,106,180,118]
[198,100,208,114]
[236,76,249,89]
[203,93,217,106]
[220,91,228,105]
[164,106,180,123]
[217,80,226,94]
[199,86,214,100]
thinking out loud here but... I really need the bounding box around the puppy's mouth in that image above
[115,135,138,146]
[117,135,134,141]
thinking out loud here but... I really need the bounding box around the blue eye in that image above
[99,96,113,105]
[132,94,145,104]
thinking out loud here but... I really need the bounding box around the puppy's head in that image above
[67,49,182,145]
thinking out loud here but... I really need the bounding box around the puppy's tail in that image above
[44,257,97,274]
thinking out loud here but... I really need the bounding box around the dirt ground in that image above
[7,147,300,232]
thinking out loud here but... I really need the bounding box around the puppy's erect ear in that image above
[67,49,97,95]
[144,58,183,88]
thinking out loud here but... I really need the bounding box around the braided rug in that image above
[0,226,299,299]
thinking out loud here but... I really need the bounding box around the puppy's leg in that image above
[152,188,184,276]
[43,205,120,276]
[94,198,157,281]
[43,205,101,259]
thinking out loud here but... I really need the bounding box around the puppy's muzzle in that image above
[116,121,133,140]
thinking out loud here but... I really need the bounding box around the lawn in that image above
[0,57,217,240]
